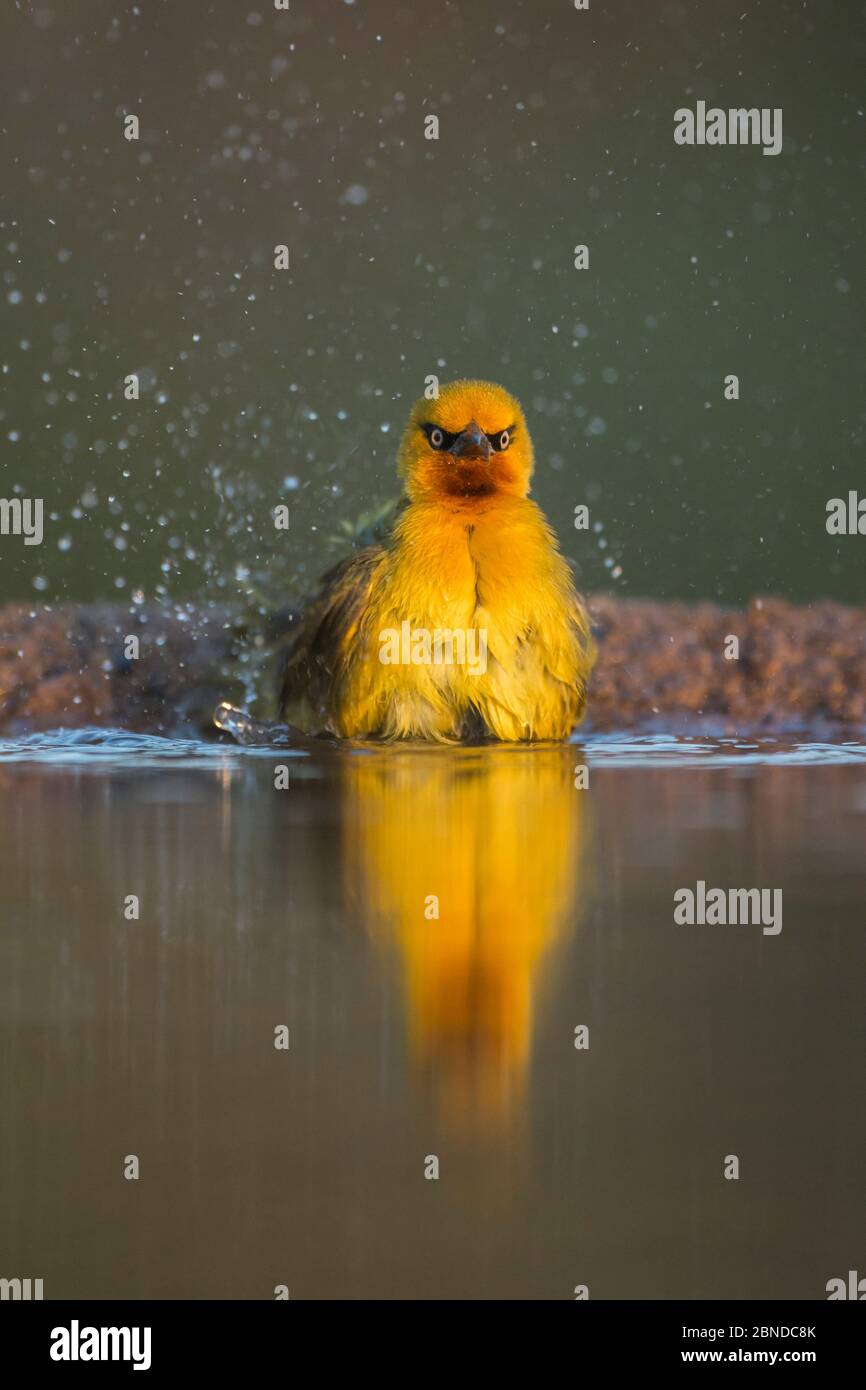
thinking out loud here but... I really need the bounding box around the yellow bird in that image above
[279,379,594,740]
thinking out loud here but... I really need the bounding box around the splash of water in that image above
[213,702,296,747]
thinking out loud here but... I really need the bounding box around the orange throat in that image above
[413,453,523,504]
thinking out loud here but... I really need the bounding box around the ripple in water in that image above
[0,726,863,770]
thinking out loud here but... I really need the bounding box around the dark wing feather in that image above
[278,544,384,726]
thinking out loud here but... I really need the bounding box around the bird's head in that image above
[398,379,534,502]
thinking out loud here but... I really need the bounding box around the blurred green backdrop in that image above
[2,0,864,607]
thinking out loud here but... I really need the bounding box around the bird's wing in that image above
[278,544,386,725]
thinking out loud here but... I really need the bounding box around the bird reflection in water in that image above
[341,745,589,1136]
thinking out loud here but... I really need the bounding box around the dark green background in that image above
[2,0,864,606]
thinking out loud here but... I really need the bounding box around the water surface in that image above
[1,732,863,1299]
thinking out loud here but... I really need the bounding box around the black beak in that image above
[450,420,491,462]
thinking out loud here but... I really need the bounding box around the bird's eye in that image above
[488,427,514,451]
[429,427,445,449]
